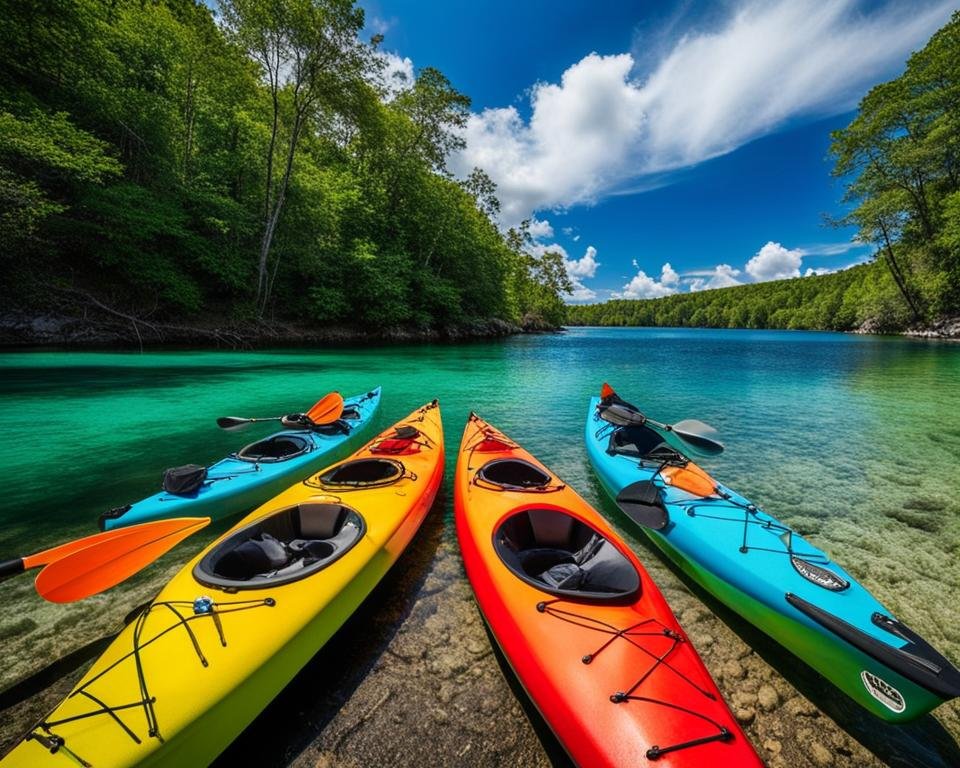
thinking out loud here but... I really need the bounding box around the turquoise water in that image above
[1,328,959,752]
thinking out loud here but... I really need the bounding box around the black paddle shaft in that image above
[0,557,26,579]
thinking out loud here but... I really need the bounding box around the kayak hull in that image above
[455,414,762,768]
[102,388,382,530]
[3,400,443,768]
[587,395,956,722]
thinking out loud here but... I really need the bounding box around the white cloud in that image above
[804,266,836,276]
[687,264,743,292]
[528,217,554,240]
[450,0,953,224]
[745,241,803,281]
[660,262,679,286]
[566,245,599,279]
[451,53,646,222]
[376,51,414,99]
[615,262,680,299]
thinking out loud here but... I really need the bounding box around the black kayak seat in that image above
[607,424,670,458]
[478,459,551,489]
[194,501,364,589]
[236,434,310,463]
[317,458,404,487]
[494,509,640,601]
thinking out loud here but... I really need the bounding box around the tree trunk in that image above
[878,218,923,323]
[256,112,305,317]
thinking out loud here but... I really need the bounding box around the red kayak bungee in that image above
[454,413,762,767]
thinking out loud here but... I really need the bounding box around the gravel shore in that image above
[2,498,958,767]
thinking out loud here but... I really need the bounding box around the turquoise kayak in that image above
[99,388,381,531]
[585,386,960,722]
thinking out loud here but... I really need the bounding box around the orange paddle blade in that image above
[34,517,210,603]
[306,392,344,425]
[600,382,616,400]
[22,517,210,570]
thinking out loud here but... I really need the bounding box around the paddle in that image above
[0,517,210,603]
[599,383,724,456]
[36,517,210,603]
[615,480,669,530]
[217,391,344,431]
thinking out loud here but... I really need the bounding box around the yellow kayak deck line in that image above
[4,401,444,768]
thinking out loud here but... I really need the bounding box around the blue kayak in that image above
[585,387,960,722]
[99,388,382,531]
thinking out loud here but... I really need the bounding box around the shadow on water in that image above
[479,619,574,768]
[212,490,448,768]
[587,477,960,768]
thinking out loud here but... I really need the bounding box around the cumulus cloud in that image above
[804,266,836,276]
[566,245,599,279]
[687,265,743,292]
[745,241,803,281]
[528,217,554,240]
[615,262,680,299]
[376,51,414,99]
[451,0,953,223]
[452,53,646,222]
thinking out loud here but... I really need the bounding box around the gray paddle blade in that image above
[216,417,252,431]
[615,480,669,530]
[668,419,724,456]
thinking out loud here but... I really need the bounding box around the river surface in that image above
[1,328,959,766]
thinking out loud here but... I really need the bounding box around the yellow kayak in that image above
[3,401,444,768]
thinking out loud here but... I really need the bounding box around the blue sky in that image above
[360,0,955,302]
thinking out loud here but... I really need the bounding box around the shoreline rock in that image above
[0,311,529,350]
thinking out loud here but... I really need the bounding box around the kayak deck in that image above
[456,413,761,767]
[4,400,443,768]
[585,394,960,721]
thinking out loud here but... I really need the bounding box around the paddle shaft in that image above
[0,558,25,579]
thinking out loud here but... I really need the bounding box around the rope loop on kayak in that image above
[32,596,276,754]
[535,598,735,761]
[677,498,830,564]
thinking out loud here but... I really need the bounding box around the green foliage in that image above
[830,10,960,322]
[566,263,908,332]
[0,0,565,331]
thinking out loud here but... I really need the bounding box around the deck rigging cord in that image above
[26,596,276,762]
[535,598,733,760]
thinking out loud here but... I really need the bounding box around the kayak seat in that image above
[236,434,311,463]
[315,458,405,488]
[608,425,670,458]
[494,509,640,601]
[194,501,365,589]
[478,459,551,490]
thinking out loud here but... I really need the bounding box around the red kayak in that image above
[454,413,762,767]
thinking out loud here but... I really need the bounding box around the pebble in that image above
[785,696,819,717]
[757,684,779,712]
[763,739,783,755]
[722,659,746,680]
[735,707,756,726]
[732,691,758,708]
[809,741,834,767]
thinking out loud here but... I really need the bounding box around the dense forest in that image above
[569,12,960,334]
[0,0,569,342]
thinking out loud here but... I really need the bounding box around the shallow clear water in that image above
[0,328,958,746]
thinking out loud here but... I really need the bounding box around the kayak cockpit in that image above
[606,424,672,458]
[194,502,364,589]
[236,434,311,463]
[477,459,552,490]
[494,509,640,600]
